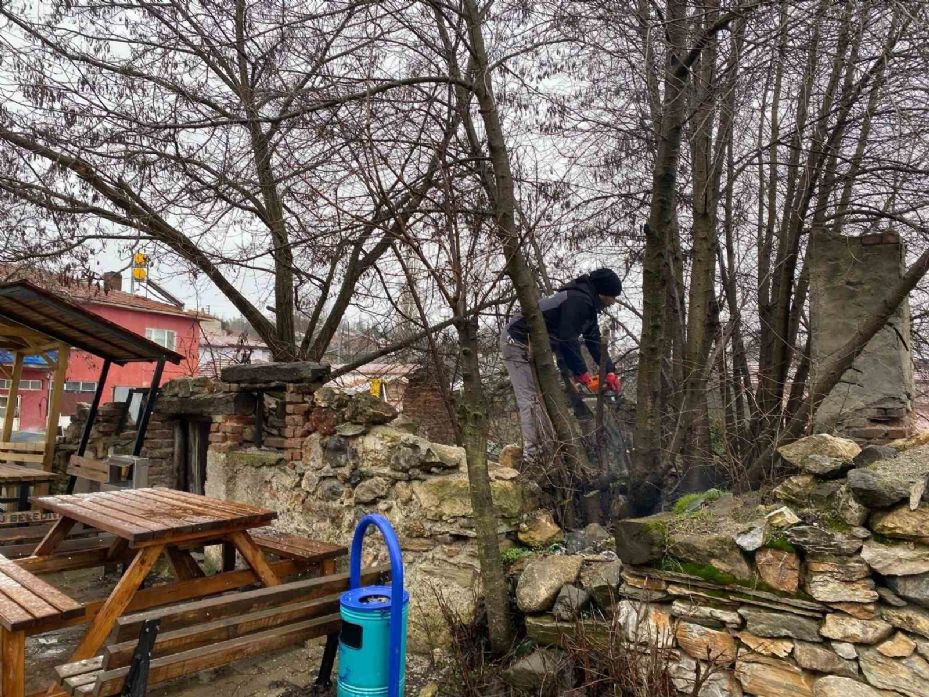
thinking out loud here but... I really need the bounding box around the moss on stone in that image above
[763,533,797,554]
[672,488,723,514]
[501,546,535,565]
[227,449,287,468]
[659,557,744,586]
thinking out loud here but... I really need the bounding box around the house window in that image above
[145,328,177,351]
[0,379,41,390]
[0,395,19,419]
[64,381,97,393]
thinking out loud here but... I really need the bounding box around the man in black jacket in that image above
[501,268,622,459]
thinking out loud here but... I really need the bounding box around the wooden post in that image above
[2,352,23,441]
[43,344,70,474]
[1,627,25,697]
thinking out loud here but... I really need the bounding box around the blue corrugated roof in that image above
[0,351,54,367]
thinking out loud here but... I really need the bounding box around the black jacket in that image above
[506,277,614,376]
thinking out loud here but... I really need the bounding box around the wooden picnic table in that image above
[0,463,58,512]
[19,487,281,696]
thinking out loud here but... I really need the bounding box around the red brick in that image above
[284,437,303,449]
[285,403,310,416]
[208,433,227,444]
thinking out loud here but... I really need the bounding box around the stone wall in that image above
[811,231,915,442]
[509,432,929,696]
[206,383,542,652]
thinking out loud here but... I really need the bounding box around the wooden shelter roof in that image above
[0,281,183,365]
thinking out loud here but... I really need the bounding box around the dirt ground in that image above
[27,568,440,697]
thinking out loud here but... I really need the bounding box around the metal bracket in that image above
[121,618,160,697]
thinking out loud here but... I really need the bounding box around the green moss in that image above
[822,515,852,533]
[672,489,723,514]
[764,534,797,554]
[501,546,535,565]
[658,557,743,586]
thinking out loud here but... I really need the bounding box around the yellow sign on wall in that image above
[370,378,382,398]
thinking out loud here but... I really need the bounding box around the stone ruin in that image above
[504,431,929,696]
[811,231,915,442]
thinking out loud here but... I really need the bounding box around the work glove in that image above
[606,372,621,394]
[575,372,593,388]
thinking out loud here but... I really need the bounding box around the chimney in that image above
[102,272,123,292]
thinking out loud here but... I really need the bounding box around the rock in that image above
[876,586,908,607]
[582,522,611,547]
[618,584,669,603]
[881,605,929,640]
[498,444,523,469]
[669,654,744,697]
[847,468,910,509]
[578,560,622,609]
[317,478,344,501]
[552,584,590,621]
[820,614,893,644]
[354,476,390,504]
[888,432,929,451]
[887,574,929,608]
[668,532,755,581]
[413,473,539,521]
[740,631,794,658]
[616,600,674,647]
[876,631,916,658]
[859,646,929,697]
[675,621,738,664]
[673,600,743,628]
[517,510,564,548]
[755,547,801,593]
[735,653,815,697]
[221,361,330,384]
[832,642,858,660]
[861,539,929,576]
[836,487,871,527]
[501,648,573,696]
[515,555,583,613]
[813,675,895,697]
[853,445,899,468]
[343,393,398,425]
[778,434,861,468]
[772,478,867,526]
[621,569,668,590]
[489,466,520,481]
[830,603,878,620]
[739,608,823,642]
[388,413,418,435]
[787,526,863,556]
[613,514,670,565]
[805,569,878,604]
[767,506,802,528]
[735,523,766,552]
[335,423,367,437]
[417,683,439,697]
[871,504,929,542]
[793,641,859,677]
[801,453,853,478]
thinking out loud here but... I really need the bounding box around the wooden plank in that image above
[151,488,275,520]
[249,529,346,562]
[115,566,386,641]
[16,548,111,575]
[124,489,243,529]
[34,517,77,556]
[0,575,59,623]
[105,594,342,669]
[69,545,164,662]
[0,443,45,454]
[229,531,281,587]
[0,452,46,464]
[31,498,153,540]
[1,627,25,697]
[89,615,341,697]
[1,353,23,443]
[0,588,31,630]
[66,457,109,484]
[55,657,104,681]
[0,557,81,615]
[43,344,69,474]
[165,548,204,581]
[64,673,98,695]
[95,490,218,530]
[0,535,111,562]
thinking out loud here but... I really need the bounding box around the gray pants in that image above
[501,335,550,458]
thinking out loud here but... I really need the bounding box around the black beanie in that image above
[589,268,622,297]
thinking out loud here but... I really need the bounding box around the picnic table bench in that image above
[0,442,57,513]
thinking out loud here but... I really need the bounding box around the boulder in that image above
[860,539,929,576]
[498,444,523,469]
[616,600,675,647]
[767,506,802,528]
[847,443,929,509]
[673,600,743,629]
[735,523,765,553]
[786,526,863,556]
[413,472,539,521]
[793,641,858,677]
[342,393,398,425]
[847,468,910,509]
[552,584,590,621]
[887,574,929,608]
[517,510,564,548]
[858,646,929,697]
[778,434,861,468]
[876,631,916,658]
[735,653,815,697]
[501,648,573,696]
[668,532,755,581]
[820,615,893,644]
[813,675,896,697]
[739,632,794,658]
[888,432,929,451]
[515,555,583,613]
[578,560,622,609]
[800,453,853,478]
[739,608,822,642]
[881,605,929,640]
[871,504,929,542]
[675,621,738,664]
[756,547,801,593]
[582,522,611,547]
[613,513,671,565]
[853,445,899,468]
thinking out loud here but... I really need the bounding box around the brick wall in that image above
[401,368,457,445]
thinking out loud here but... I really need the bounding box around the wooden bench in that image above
[0,441,54,512]
[0,441,45,467]
[67,454,150,492]
[0,553,82,697]
[55,566,388,696]
[249,529,346,566]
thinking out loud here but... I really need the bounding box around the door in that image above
[176,419,210,494]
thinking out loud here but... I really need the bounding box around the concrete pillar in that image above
[810,231,915,442]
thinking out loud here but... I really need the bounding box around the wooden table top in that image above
[0,463,58,483]
[32,488,277,548]
[0,554,82,631]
